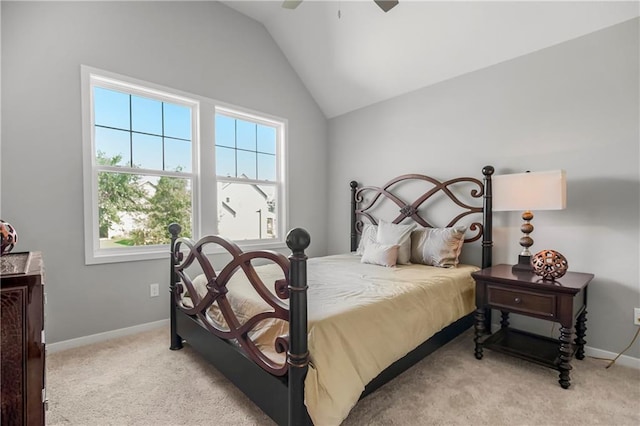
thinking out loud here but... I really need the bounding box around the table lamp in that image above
[493,170,566,272]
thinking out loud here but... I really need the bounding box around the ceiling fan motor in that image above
[282,0,399,13]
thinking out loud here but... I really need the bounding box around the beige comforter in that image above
[188,254,477,425]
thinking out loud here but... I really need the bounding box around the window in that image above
[215,110,280,241]
[82,67,287,264]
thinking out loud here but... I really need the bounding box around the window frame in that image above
[81,66,288,264]
[214,107,286,244]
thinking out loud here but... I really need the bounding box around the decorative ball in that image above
[531,249,568,280]
[520,223,534,234]
[0,220,18,255]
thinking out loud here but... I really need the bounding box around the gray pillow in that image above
[410,226,467,268]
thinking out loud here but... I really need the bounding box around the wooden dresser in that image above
[1,252,46,425]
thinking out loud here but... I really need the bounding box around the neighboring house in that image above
[219,180,276,241]
[107,179,157,240]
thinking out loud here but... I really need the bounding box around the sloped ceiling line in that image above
[223,1,639,118]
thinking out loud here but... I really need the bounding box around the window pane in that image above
[215,114,235,148]
[98,173,192,248]
[257,125,276,154]
[164,103,191,140]
[131,95,162,135]
[217,182,277,240]
[164,138,191,173]
[132,133,163,170]
[94,87,130,130]
[257,153,276,181]
[237,150,257,180]
[216,146,236,177]
[236,119,256,151]
[95,127,131,166]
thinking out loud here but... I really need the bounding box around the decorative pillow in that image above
[410,226,467,268]
[376,220,416,265]
[361,242,400,267]
[355,224,377,255]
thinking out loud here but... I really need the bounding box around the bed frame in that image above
[168,166,494,425]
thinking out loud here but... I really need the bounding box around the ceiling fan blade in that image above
[282,0,303,9]
[374,0,399,12]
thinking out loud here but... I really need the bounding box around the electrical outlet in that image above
[634,307,640,326]
[150,283,160,298]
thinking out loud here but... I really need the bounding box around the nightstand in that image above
[472,264,594,389]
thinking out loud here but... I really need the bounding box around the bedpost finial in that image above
[168,223,182,238]
[286,228,311,253]
[482,165,495,176]
[350,180,358,189]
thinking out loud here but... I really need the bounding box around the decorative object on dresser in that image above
[472,264,593,389]
[1,252,46,425]
[492,170,566,272]
[531,249,568,280]
[169,166,495,425]
[0,219,18,255]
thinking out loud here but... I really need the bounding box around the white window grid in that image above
[81,66,288,264]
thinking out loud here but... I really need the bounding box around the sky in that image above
[94,86,277,181]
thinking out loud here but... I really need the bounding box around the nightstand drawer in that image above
[487,286,556,317]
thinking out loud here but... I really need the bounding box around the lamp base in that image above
[512,255,533,273]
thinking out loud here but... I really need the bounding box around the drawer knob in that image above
[514,297,522,304]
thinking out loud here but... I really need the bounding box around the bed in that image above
[168,166,495,425]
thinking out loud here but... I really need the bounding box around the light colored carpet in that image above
[46,327,639,425]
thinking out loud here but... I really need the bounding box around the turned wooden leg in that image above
[574,310,587,360]
[558,325,573,389]
[500,311,510,329]
[474,308,486,360]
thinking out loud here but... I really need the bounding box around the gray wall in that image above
[2,1,638,359]
[327,19,640,357]
[1,1,328,343]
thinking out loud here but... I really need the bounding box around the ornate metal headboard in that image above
[350,166,494,268]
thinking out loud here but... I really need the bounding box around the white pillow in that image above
[361,242,400,267]
[376,220,416,265]
[410,226,467,268]
[355,224,377,255]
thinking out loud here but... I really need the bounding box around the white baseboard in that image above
[47,319,169,353]
[46,319,640,370]
[585,346,640,370]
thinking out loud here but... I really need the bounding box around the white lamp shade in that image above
[493,170,566,212]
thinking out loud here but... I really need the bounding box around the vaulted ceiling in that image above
[223,1,639,118]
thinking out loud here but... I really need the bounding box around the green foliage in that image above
[97,152,146,238]
[132,176,192,245]
[113,238,135,246]
[97,152,191,245]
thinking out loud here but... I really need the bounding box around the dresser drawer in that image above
[487,285,556,318]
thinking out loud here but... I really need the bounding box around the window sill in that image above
[85,240,289,265]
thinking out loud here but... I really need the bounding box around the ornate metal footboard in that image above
[169,224,311,425]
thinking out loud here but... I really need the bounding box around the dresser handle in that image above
[514,297,522,304]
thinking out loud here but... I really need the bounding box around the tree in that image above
[97,152,146,238]
[96,151,192,245]
[132,175,192,245]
